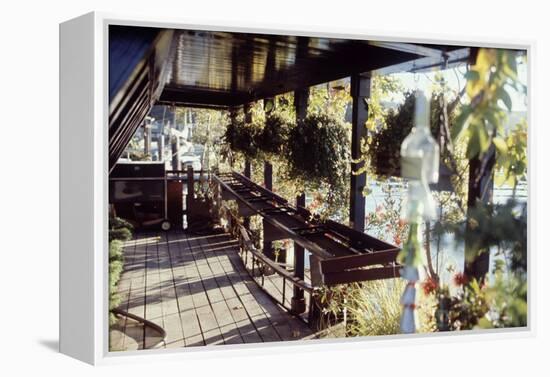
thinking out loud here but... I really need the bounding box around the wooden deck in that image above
[109,229,313,351]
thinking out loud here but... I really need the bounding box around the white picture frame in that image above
[59,11,535,365]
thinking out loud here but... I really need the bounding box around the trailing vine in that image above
[367,91,455,177]
[221,88,352,221]
[286,112,351,219]
[223,117,261,160]
[257,113,293,158]
[223,108,293,161]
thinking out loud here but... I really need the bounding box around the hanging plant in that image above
[223,111,293,162]
[367,91,454,177]
[223,118,261,160]
[255,113,293,157]
[285,112,351,218]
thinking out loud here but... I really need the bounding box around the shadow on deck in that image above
[110,229,313,351]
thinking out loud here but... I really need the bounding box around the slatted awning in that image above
[108,24,471,172]
[159,30,470,108]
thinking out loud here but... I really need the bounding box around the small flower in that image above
[393,235,402,246]
[421,277,438,295]
[453,272,469,286]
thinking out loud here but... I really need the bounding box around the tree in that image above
[454,48,527,282]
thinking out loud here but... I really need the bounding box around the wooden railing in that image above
[212,171,401,286]
[219,203,315,324]
[210,170,402,330]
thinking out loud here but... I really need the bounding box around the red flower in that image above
[453,272,469,286]
[393,235,402,246]
[421,277,438,295]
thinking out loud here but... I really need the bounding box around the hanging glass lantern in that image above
[399,90,440,334]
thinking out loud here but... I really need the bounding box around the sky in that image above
[391,56,528,113]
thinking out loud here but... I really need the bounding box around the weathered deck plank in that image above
[110,229,313,351]
[211,239,283,342]
[170,232,207,347]
[194,233,264,344]
[157,233,185,347]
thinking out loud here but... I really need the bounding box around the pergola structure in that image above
[109,24,495,325]
[109,24,472,233]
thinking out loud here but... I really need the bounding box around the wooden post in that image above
[228,107,238,168]
[242,103,252,231]
[158,133,165,162]
[292,194,306,315]
[171,108,180,171]
[243,103,252,178]
[264,162,273,188]
[171,130,180,171]
[464,146,496,282]
[291,88,309,315]
[186,165,194,226]
[349,73,371,233]
[263,98,276,261]
[143,120,151,157]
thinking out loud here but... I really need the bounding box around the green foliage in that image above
[231,109,294,161]
[364,75,404,131]
[183,107,230,172]
[494,119,528,188]
[109,228,132,242]
[257,113,292,157]
[109,216,134,242]
[317,279,435,336]
[367,91,447,176]
[128,151,151,161]
[109,240,124,325]
[224,117,261,160]
[397,221,424,267]
[353,75,403,180]
[221,84,354,220]
[109,239,124,262]
[183,108,228,146]
[452,199,527,274]
[365,179,408,246]
[479,271,527,328]
[109,259,123,295]
[437,280,490,330]
[425,196,527,331]
[434,268,527,331]
[110,216,134,231]
[109,256,123,325]
[454,49,527,167]
[108,219,131,325]
[308,81,352,120]
[286,112,350,182]
[286,112,351,219]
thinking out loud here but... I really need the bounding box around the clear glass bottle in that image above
[400,90,439,221]
[399,90,440,334]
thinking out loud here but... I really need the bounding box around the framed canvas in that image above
[59,11,533,365]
